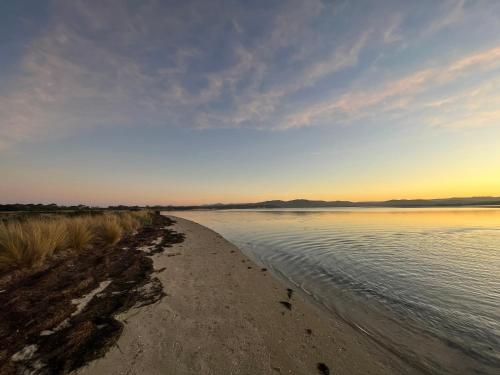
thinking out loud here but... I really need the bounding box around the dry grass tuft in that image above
[0,210,153,271]
[118,212,141,233]
[0,219,68,270]
[0,222,27,270]
[66,217,94,250]
[31,220,68,255]
[94,215,123,246]
[130,210,153,226]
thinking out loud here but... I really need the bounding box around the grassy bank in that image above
[0,210,153,272]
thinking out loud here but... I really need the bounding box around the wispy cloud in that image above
[283,45,500,129]
[1,0,499,150]
[423,0,466,36]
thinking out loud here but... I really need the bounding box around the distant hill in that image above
[159,196,500,210]
[3,197,500,212]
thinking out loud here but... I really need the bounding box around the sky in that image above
[1,0,500,206]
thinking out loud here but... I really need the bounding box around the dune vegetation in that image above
[0,210,153,271]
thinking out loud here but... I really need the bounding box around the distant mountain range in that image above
[2,197,499,212]
[163,196,500,210]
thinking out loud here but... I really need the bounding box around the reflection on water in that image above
[166,208,500,374]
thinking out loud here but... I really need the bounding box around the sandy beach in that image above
[4,1,499,373]
[74,215,419,375]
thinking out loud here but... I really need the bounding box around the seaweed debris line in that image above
[0,213,183,375]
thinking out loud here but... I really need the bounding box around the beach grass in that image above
[131,210,153,226]
[117,212,141,233]
[66,217,94,250]
[94,214,124,246]
[0,210,153,271]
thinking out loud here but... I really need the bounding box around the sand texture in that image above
[75,216,420,375]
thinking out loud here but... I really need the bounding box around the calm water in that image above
[167,208,500,374]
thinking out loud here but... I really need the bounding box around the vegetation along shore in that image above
[0,210,184,374]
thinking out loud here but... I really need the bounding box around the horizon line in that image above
[2,195,500,208]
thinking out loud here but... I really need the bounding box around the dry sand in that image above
[74,216,420,375]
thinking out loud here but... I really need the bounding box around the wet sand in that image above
[75,215,420,375]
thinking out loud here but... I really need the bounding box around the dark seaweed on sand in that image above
[317,362,330,375]
[279,301,292,310]
[0,214,184,375]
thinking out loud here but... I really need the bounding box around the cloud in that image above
[429,109,500,129]
[282,45,500,129]
[383,14,403,44]
[423,0,465,36]
[2,0,390,148]
[423,78,500,129]
[1,0,500,150]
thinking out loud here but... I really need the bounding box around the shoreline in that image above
[74,215,419,374]
[168,208,500,375]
